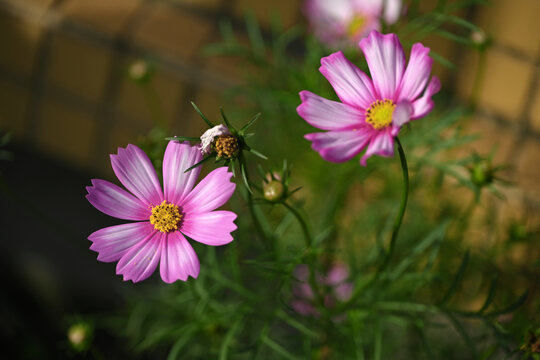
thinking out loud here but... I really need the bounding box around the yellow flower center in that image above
[347,15,367,36]
[150,201,182,233]
[365,99,396,130]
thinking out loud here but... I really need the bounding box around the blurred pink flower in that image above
[297,30,441,166]
[86,141,237,283]
[291,264,353,317]
[304,0,402,47]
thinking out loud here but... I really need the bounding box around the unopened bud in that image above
[263,180,284,202]
[471,160,493,187]
[471,29,487,46]
[128,60,154,84]
[67,323,92,352]
[265,172,282,183]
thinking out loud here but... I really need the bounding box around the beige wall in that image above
[455,0,540,226]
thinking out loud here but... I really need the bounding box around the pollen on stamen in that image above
[214,134,239,159]
[365,99,396,130]
[150,200,182,233]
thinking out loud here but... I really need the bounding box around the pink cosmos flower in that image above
[86,141,237,283]
[304,0,402,47]
[291,264,353,318]
[297,30,441,166]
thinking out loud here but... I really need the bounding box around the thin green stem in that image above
[469,47,487,110]
[377,137,409,273]
[338,137,409,310]
[141,82,167,129]
[373,318,382,360]
[241,156,272,249]
[282,201,326,309]
[283,202,311,248]
[453,196,477,243]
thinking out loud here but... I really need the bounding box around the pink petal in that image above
[116,229,163,282]
[159,231,200,283]
[325,264,349,286]
[297,91,365,131]
[110,144,163,206]
[291,299,318,317]
[163,141,202,205]
[293,282,315,300]
[334,283,353,301]
[360,128,395,166]
[86,179,150,221]
[397,43,433,102]
[181,167,236,214]
[319,51,377,109]
[305,0,351,22]
[181,211,237,246]
[383,0,402,24]
[411,76,441,120]
[355,0,383,15]
[360,31,405,100]
[392,100,413,127]
[305,128,373,163]
[88,222,154,262]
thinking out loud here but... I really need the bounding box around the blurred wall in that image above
[0,0,539,219]
[454,0,540,221]
[0,0,303,175]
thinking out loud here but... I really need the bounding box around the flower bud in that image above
[67,322,92,352]
[263,180,284,202]
[470,160,493,187]
[265,172,282,183]
[471,29,487,45]
[128,60,154,84]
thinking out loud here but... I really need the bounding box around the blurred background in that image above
[0,0,539,358]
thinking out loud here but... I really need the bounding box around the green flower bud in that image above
[67,322,92,352]
[471,160,493,187]
[263,180,285,202]
[128,60,154,84]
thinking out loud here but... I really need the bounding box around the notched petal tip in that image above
[159,233,200,283]
[298,90,311,101]
[411,42,430,54]
[320,51,344,67]
[360,30,395,48]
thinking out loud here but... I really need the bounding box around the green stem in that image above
[338,137,409,310]
[283,201,326,309]
[248,191,270,247]
[377,137,409,273]
[241,156,272,249]
[469,47,487,110]
[453,196,477,242]
[141,81,167,129]
[373,318,382,360]
[283,202,311,248]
